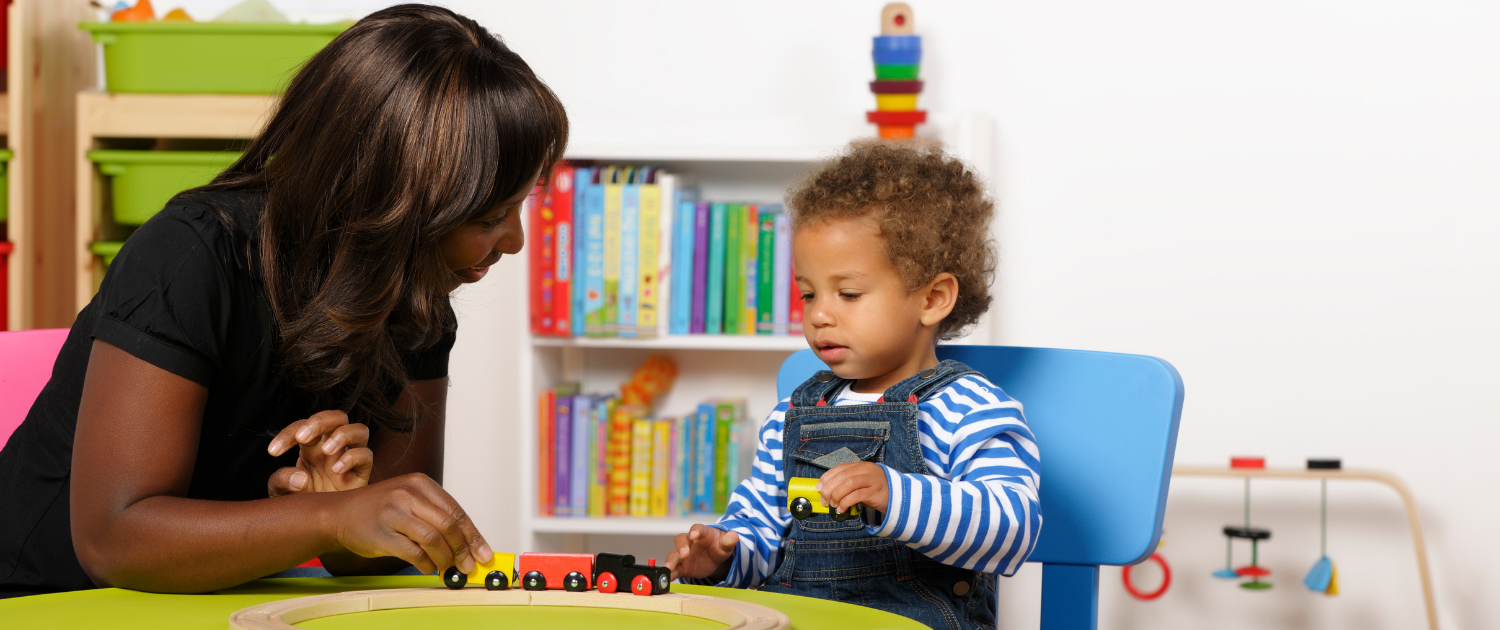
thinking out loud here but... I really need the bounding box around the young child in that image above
[665,141,1040,630]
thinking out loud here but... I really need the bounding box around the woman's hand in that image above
[817,461,890,515]
[267,410,373,496]
[333,472,493,576]
[664,524,739,582]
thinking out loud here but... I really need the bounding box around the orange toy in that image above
[111,0,156,22]
[618,354,677,409]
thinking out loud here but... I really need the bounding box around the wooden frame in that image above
[229,588,790,630]
[1173,465,1438,630]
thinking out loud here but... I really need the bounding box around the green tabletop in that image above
[0,577,929,630]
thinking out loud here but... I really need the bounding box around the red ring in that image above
[1122,552,1172,600]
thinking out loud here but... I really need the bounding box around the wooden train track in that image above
[229,587,791,630]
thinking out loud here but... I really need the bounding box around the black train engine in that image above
[592,552,672,596]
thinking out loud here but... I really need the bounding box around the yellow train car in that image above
[442,552,518,590]
[786,477,862,522]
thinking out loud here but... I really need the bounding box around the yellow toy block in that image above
[875,94,920,111]
[787,477,862,522]
[441,551,517,590]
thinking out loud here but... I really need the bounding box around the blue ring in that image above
[873,49,921,65]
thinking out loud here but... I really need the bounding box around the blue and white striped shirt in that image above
[704,374,1042,587]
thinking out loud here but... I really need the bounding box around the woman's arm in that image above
[70,340,487,593]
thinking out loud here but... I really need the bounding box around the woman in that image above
[0,4,567,597]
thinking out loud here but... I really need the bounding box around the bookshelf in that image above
[517,113,997,559]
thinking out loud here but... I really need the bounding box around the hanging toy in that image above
[1122,537,1172,600]
[1217,456,1273,590]
[866,3,928,139]
[1303,458,1341,596]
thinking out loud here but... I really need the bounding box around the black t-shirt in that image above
[0,192,456,598]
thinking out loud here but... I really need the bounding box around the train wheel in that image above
[631,574,653,596]
[523,570,546,591]
[791,497,813,520]
[442,566,467,590]
[597,571,618,594]
[832,507,857,522]
[656,572,671,593]
[564,571,588,592]
[485,570,509,591]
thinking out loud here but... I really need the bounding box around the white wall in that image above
[171,1,1500,627]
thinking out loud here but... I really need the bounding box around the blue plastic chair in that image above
[776,345,1184,630]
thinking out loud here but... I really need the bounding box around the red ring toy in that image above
[1122,552,1172,600]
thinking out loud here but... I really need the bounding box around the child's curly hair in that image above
[787,140,996,340]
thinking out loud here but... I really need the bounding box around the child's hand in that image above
[266,410,373,496]
[665,524,739,582]
[817,461,889,516]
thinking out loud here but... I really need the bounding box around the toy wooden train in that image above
[443,552,671,596]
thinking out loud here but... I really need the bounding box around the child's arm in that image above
[665,400,793,588]
[818,376,1042,576]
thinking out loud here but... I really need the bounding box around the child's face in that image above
[794,216,951,393]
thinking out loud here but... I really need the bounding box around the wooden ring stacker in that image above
[230,588,791,630]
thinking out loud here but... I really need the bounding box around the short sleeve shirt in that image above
[0,191,456,598]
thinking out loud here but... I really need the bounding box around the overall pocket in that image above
[791,420,891,470]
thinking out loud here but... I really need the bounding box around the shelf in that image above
[80,91,275,139]
[532,335,808,352]
[529,516,715,536]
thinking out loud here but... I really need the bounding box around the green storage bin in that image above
[78,22,349,94]
[87,150,242,226]
[0,149,13,223]
[92,241,124,266]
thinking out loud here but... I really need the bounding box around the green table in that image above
[0,577,929,630]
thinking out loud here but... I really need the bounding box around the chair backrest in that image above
[0,329,70,448]
[777,345,1184,630]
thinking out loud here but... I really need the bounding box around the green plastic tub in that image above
[0,149,13,223]
[87,150,242,226]
[92,241,124,266]
[79,22,349,94]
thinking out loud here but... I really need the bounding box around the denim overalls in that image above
[759,360,998,630]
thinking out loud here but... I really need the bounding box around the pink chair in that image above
[0,329,70,448]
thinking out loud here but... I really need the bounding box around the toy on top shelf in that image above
[1303,457,1341,596]
[1214,456,1273,590]
[520,552,596,591]
[866,3,927,139]
[441,551,518,590]
[786,476,862,522]
[594,552,672,596]
[110,0,156,22]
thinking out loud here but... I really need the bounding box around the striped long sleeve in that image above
[701,374,1042,587]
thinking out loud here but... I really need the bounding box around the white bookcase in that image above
[513,113,996,560]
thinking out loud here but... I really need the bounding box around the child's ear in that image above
[919,272,958,327]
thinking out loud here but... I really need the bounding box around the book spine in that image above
[555,394,572,515]
[537,388,554,516]
[608,405,632,515]
[789,258,804,334]
[537,190,560,334]
[691,202,710,334]
[637,180,660,338]
[676,414,692,516]
[654,174,676,338]
[629,418,653,517]
[693,403,716,513]
[582,171,608,337]
[650,418,672,517]
[551,167,575,336]
[571,167,592,337]
[591,398,614,517]
[706,203,728,335]
[773,212,791,335]
[570,395,590,516]
[742,204,758,334]
[670,199,694,335]
[528,192,544,334]
[756,207,776,334]
[713,402,734,513]
[723,204,742,336]
[602,168,623,336]
[618,180,640,338]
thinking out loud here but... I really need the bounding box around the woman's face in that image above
[443,184,530,285]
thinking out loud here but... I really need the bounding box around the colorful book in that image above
[607,404,633,515]
[690,202,711,334]
[713,402,734,513]
[537,387,555,516]
[723,204,743,335]
[618,168,641,338]
[581,168,608,336]
[551,167,575,336]
[629,417,653,517]
[553,385,580,515]
[653,172,677,338]
[528,192,544,334]
[570,395,592,516]
[533,190,559,334]
[789,259,804,334]
[692,403,717,513]
[571,166,594,337]
[669,198,695,336]
[706,203,728,335]
[772,211,791,335]
[590,397,615,517]
[742,204,759,334]
[601,166,623,336]
[637,169,661,338]
[756,206,776,334]
[650,418,673,516]
[675,414,693,515]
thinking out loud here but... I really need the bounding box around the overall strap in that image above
[881,359,982,404]
[788,369,852,408]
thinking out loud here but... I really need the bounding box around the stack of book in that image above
[537,386,754,519]
[528,163,806,338]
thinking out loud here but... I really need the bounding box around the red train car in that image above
[519,552,594,592]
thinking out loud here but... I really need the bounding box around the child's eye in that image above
[840,292,862,301]
[799,292,814,302]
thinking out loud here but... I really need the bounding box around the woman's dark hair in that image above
[194,4,568,430]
